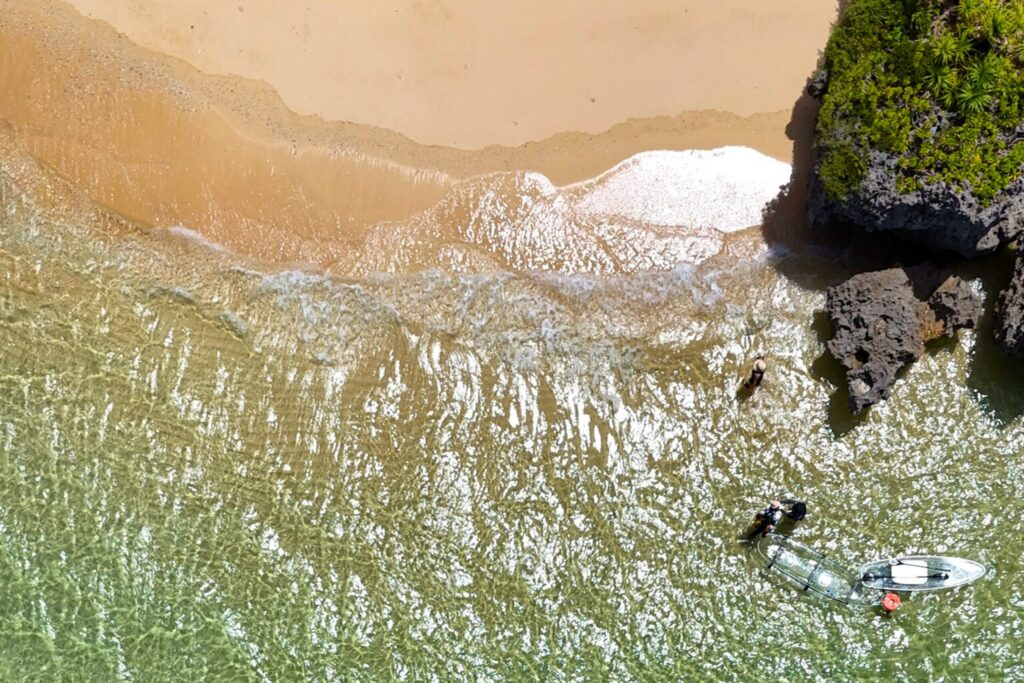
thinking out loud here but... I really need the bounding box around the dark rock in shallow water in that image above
[825,269,982,414]
[927,276,983,340]
[826,269,925,414]
[808,149,1024,258]
[995,251,1024,358]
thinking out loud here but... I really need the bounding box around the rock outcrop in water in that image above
[995,252,1024,358]
[825,269,981,414]
[807,0,1024,373]
[825,270,923,414]
[926,275,984,340]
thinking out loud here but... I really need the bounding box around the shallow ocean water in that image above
[0,155,1023,681]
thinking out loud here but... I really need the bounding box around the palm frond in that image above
[956,80,993,115]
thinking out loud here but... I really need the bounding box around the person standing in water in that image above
[744,354,767,389]
[749,499,784,538]
[781,498,806,521]
[747,497,807,539]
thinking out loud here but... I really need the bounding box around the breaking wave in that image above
[345,146,792,276]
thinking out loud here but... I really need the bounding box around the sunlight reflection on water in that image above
[0,168,1022,680]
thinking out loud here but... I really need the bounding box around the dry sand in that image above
[0,0,838,267]
[66,0,837,149]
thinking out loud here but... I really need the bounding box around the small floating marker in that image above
[881,593,901,613]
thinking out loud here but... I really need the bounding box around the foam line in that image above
[571,146,791,233]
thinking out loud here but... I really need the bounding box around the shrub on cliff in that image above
[817,0,1024,205]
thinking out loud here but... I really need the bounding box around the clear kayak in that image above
[757,534,873,605]
[858,556,986,592]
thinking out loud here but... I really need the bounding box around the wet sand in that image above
[0,0,838,266]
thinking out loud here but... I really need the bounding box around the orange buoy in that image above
[881,593,901,613]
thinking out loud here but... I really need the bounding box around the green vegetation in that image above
[818,0,1024,203]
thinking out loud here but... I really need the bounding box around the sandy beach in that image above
[0,0,838,266]
[6,4,1024,679]
[66,0,837,148]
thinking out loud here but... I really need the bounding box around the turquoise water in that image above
[0,165,1023,681]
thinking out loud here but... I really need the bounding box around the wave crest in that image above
[347,147,791,275]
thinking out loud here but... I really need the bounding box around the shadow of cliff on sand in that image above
[758,0,946,293]
[758,88,923,293]
[758,0,858,291]
[759,92,819,253]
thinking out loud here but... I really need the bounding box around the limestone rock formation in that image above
[808,149,1024,258]
[825,269,981,414]
[826,269,925,414]
[808,0,1024,383]
[995,251,1024,358]
[926,276,984,340]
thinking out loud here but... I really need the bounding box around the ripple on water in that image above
[0,162,1022,681]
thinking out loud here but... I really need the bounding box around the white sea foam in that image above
[160,225,231,253]
[571,146,791,233]
[350,145,794,275]
[163,148,790,278]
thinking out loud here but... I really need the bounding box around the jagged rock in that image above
[806,69,829,100]
[995,251,1024,358]
[809,148,1024,258]
[826,269,982,413]
[826,269,926,413]
[926,276,983,340]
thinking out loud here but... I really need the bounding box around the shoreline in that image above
[0,0,835,267]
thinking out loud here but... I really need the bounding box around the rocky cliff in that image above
[809,0,1024,259]
[808,147,1024,258]
[809,0,1024,369]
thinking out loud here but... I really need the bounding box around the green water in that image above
[1,169,1023,681]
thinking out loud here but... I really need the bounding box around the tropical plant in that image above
[956,80,993,114]
[929,31,973,65]
[816,0,1024,204]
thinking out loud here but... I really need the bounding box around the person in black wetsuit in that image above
[782,498,807,521]
[743,354,767,389]
[749,499,784,538]
[771,497,808,536]
[747,498,807,539]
